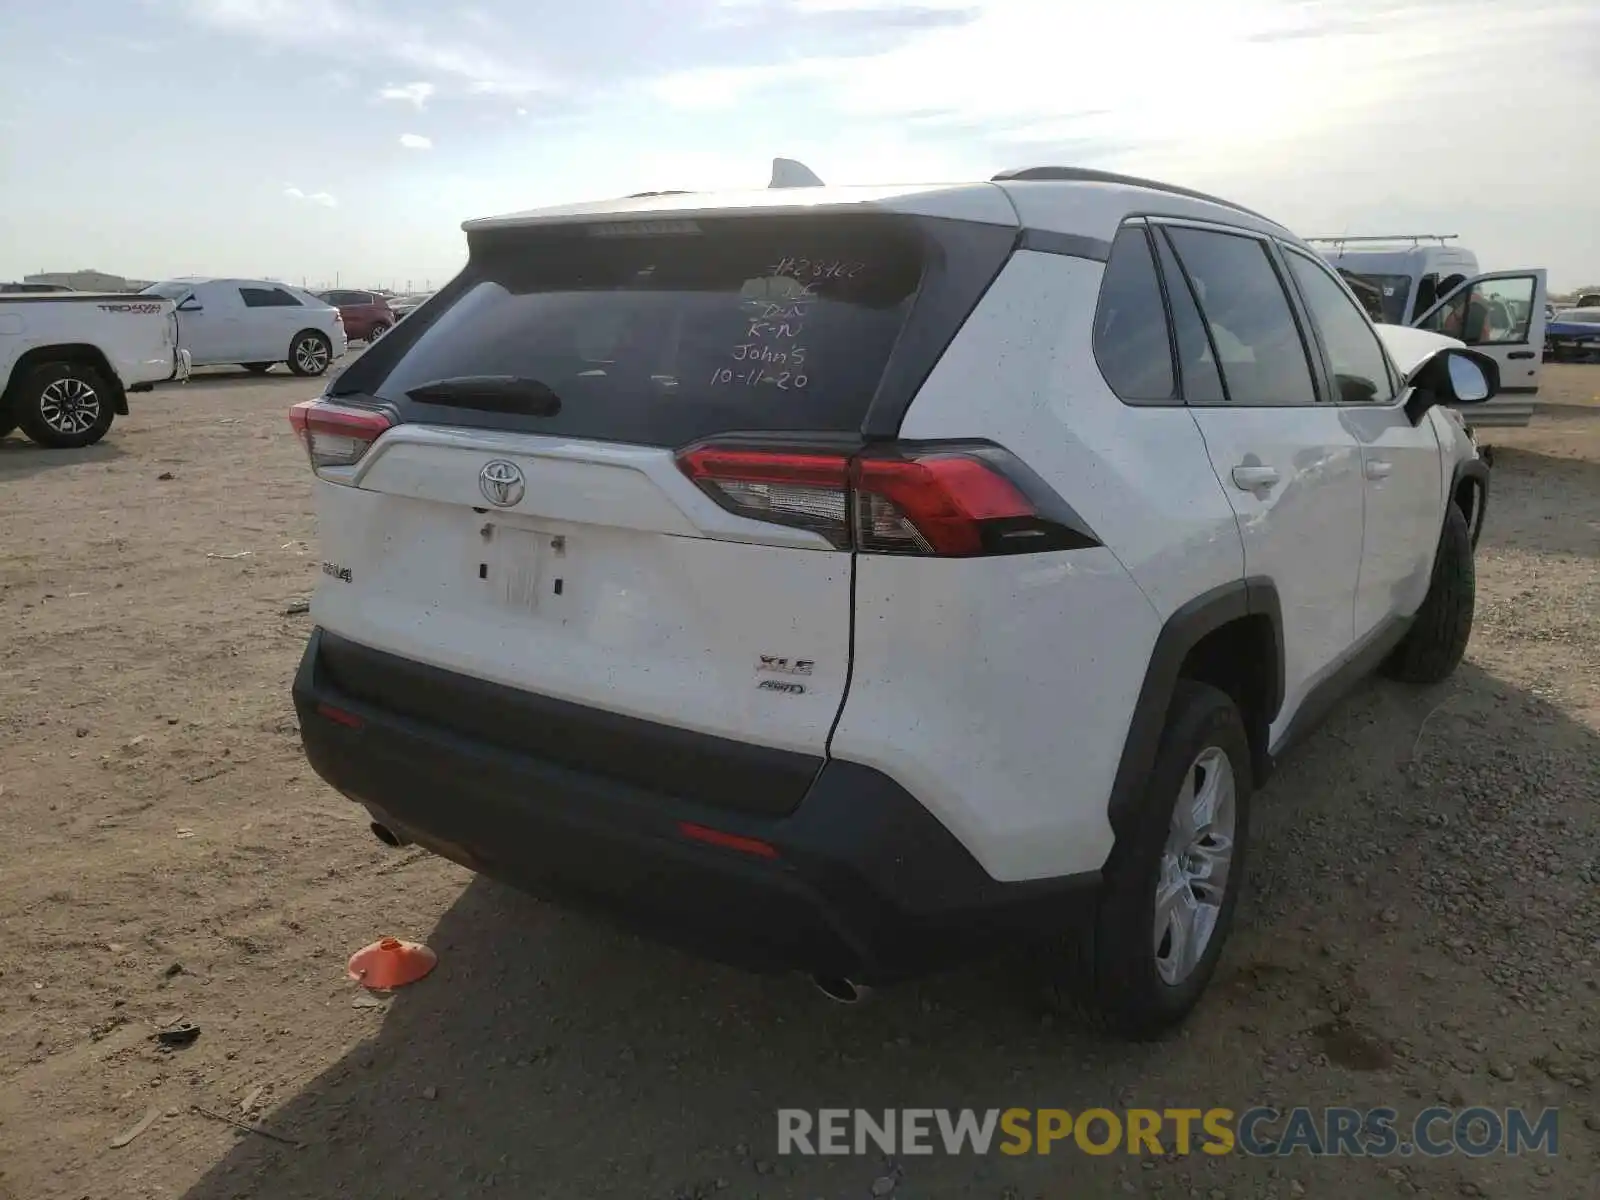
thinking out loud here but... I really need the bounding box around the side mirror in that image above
[177,297,203,312]
[1403,348,1498,425]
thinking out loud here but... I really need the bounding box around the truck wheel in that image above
[288,331,333,377]
[17,361,116,449]
[1044,681,1252,1039]
[1382,504,1474,685]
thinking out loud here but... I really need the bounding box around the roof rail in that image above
[1305,234,1459,247]
[626,190,693,198]
[990,166,1273,223]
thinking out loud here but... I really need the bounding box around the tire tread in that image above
[1384,504,1474,684]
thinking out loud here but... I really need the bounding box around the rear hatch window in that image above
[345,215,928,447]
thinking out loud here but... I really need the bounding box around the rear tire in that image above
[366,322,390,343]
[1044,682,1252,1039]
[287,330,333,377]
[243,362,275,375]
[17,361,116,449]
[1382,504,1474,685]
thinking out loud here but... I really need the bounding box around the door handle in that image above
[1365,459,1393,480]
[1507,350,1535,360]
[1231,465,1280,491]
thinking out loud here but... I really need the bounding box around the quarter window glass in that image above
[1164,227,1318,406]
[1092,226,1175,403]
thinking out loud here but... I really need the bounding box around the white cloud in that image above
[398,133,433,150]
[180,0,547,96]
[377,81,435,109]
[283,184,338,207]
[515,107,528,117]
[647,0,1597,189]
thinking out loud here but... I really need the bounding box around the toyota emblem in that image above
[478,459,525,507]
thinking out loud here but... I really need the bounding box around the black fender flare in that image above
[1450,457,1490,549]
[1105,578,1284,845]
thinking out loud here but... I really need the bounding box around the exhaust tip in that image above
[811,975,869,1005]
[369,821,408,848]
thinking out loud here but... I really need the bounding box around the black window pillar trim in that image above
[1149,222,1234,406]
[1105,577,1284,844]
[860,216,1020,440]
[1123,218,1185,408]
[1017,228,1112,262]
[1258,236,1328,406]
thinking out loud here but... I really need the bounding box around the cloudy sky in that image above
[1,0,1596,289]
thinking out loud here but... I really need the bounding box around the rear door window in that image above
[1161,226,1318,406]
[360,215,926,447]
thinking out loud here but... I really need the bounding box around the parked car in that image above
[389,292,435,322]
[140,278,347,376]
[317,290,396,343]
[289,166,1496,1038]
[1,291,189,447]
[1544,307,1600,361]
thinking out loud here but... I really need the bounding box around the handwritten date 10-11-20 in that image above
[710,367,810,390]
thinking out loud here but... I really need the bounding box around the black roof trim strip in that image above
[993,167,1275,224]
[1018,228,1111,262]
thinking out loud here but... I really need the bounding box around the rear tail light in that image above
[289,399,392,472]
[677,441,1097,557]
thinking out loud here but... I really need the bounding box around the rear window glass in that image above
[363,216,926,446]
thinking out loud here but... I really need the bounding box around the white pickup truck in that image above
[0,293,190,448]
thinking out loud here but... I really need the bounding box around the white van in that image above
[140,278,348,377]
[1310,236,1547,427]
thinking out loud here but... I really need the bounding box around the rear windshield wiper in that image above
[404,375,563,417]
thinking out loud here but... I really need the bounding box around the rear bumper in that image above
[293,628,1098,983]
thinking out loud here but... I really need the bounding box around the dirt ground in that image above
[1,364,1597,1200]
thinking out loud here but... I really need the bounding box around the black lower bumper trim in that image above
[313,629,820,818]
[294,628,1098,983]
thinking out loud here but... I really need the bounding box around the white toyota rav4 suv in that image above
[289,168,1495,1038]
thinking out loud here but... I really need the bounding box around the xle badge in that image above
[757,655,814,676]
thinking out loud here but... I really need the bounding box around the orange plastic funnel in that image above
[347,937,437,989]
